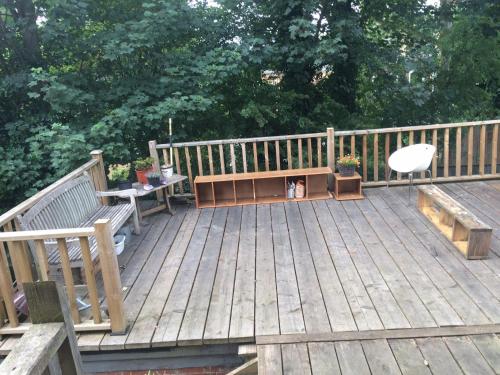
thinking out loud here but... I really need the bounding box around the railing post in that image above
[327,127,335,190]
[23,281,84,375]
[149,140,163,202]
[94,219,127,334]
[90,150,109,205]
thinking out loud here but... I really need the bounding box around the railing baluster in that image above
[287,140,292,170]
[264,141,270,171]
[34,239,49,281]
[373,133,379,182]
[196,146,204,176]
[184,147,194,191]
[174,148,184,193]
[4,222,33,286]
[362,135,368,182]
[162,149,169,166]
[397,131,402,180]
[241,143,248,173]
[409,130,414,145]
[208,145,214,175]
[79,237,102,324]
[432,129,438,177]
[385,133,390,181]
[56,238,80,324]
[420,130,426,179]
[219,144,225,175]
[492,124,498,174]
[0,241,18,327]
[350,135,355,155]
[339,136,344,158]
[455,127,462,177]
[253,142,259,172]
[444,128,449,178]
[307,138,313,167]
[275,141,280,171]
[317,137,322,167]
[479,125,486,175]
[467,126,473,176]
[298,139,303,168]
[230,143,236,174]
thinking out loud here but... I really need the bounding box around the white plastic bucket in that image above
[114,235,126,255]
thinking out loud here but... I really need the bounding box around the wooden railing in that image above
[152,132,328,193]
[0,219,126,335]
[151,119,499,193]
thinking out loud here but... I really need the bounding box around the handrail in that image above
[0,227,95,241]
[0,159,98,227]
[335,119,500,136]
[157,132,327,148]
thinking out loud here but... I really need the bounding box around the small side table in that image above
[333,172,364,201]
[133,174,187,220]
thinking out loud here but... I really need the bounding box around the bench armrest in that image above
[96,189,137,198]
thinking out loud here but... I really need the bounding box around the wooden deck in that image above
[257,334,500,374]
[67,180,500,353]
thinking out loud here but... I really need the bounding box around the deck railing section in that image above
[0,151,125,336]
[0,219,126,335]
[153,132,328,193]
[152,119,499,194]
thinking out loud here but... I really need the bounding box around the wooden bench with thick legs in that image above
[417,185,492,259]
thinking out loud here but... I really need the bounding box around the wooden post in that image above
[94,219,127,334]
[362,134,368,182]
[327,127,335,190]
[455,127,462,177]
[90,150,109,205]
[23,281,84,375]
[492,124,498,175]
[0,242,18,327]
[148,140,162,202]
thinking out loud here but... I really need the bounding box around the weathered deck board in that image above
[257,334,500,374]
[70,181,500,351]
[229,205,256,341]
[203,206,242,343]
[254,205,279,336]
[270,203,305,335]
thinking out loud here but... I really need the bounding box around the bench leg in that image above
[132,209,141,235]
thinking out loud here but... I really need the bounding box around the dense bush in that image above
[1,0,498,211]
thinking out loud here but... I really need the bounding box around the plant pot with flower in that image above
[337,154,360,177]
[134,157,155,185]
[108,163,132,190]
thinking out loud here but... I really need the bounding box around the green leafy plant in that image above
[337,154,360,168]
[134,157,154,171]
[108,163,130,182]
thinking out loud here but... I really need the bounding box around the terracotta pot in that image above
[136,167,153,184]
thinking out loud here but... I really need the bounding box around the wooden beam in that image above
[326,128,335,190]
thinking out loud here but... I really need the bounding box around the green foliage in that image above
[134,157,154,171]
[107,163,131,182]
[1,0,499,211]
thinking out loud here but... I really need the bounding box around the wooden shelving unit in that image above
[194,167,332,208]
[332,172,364,201]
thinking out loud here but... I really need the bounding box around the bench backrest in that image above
[18,174,101,231]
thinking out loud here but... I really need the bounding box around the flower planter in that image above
[136,167,153,185]
[161,164,174,179]
[118,180,133,190]
[147,175,161,187]
[338,165,356,177]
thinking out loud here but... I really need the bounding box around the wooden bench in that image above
[195,167,332,208]
[417,185,492,259]
[17,175,139,278]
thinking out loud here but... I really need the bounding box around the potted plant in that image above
[134,157,155,185]
[108,163,132,190]
[147,172,162,187]
[160,164,174,179]
[337,154,360,176]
